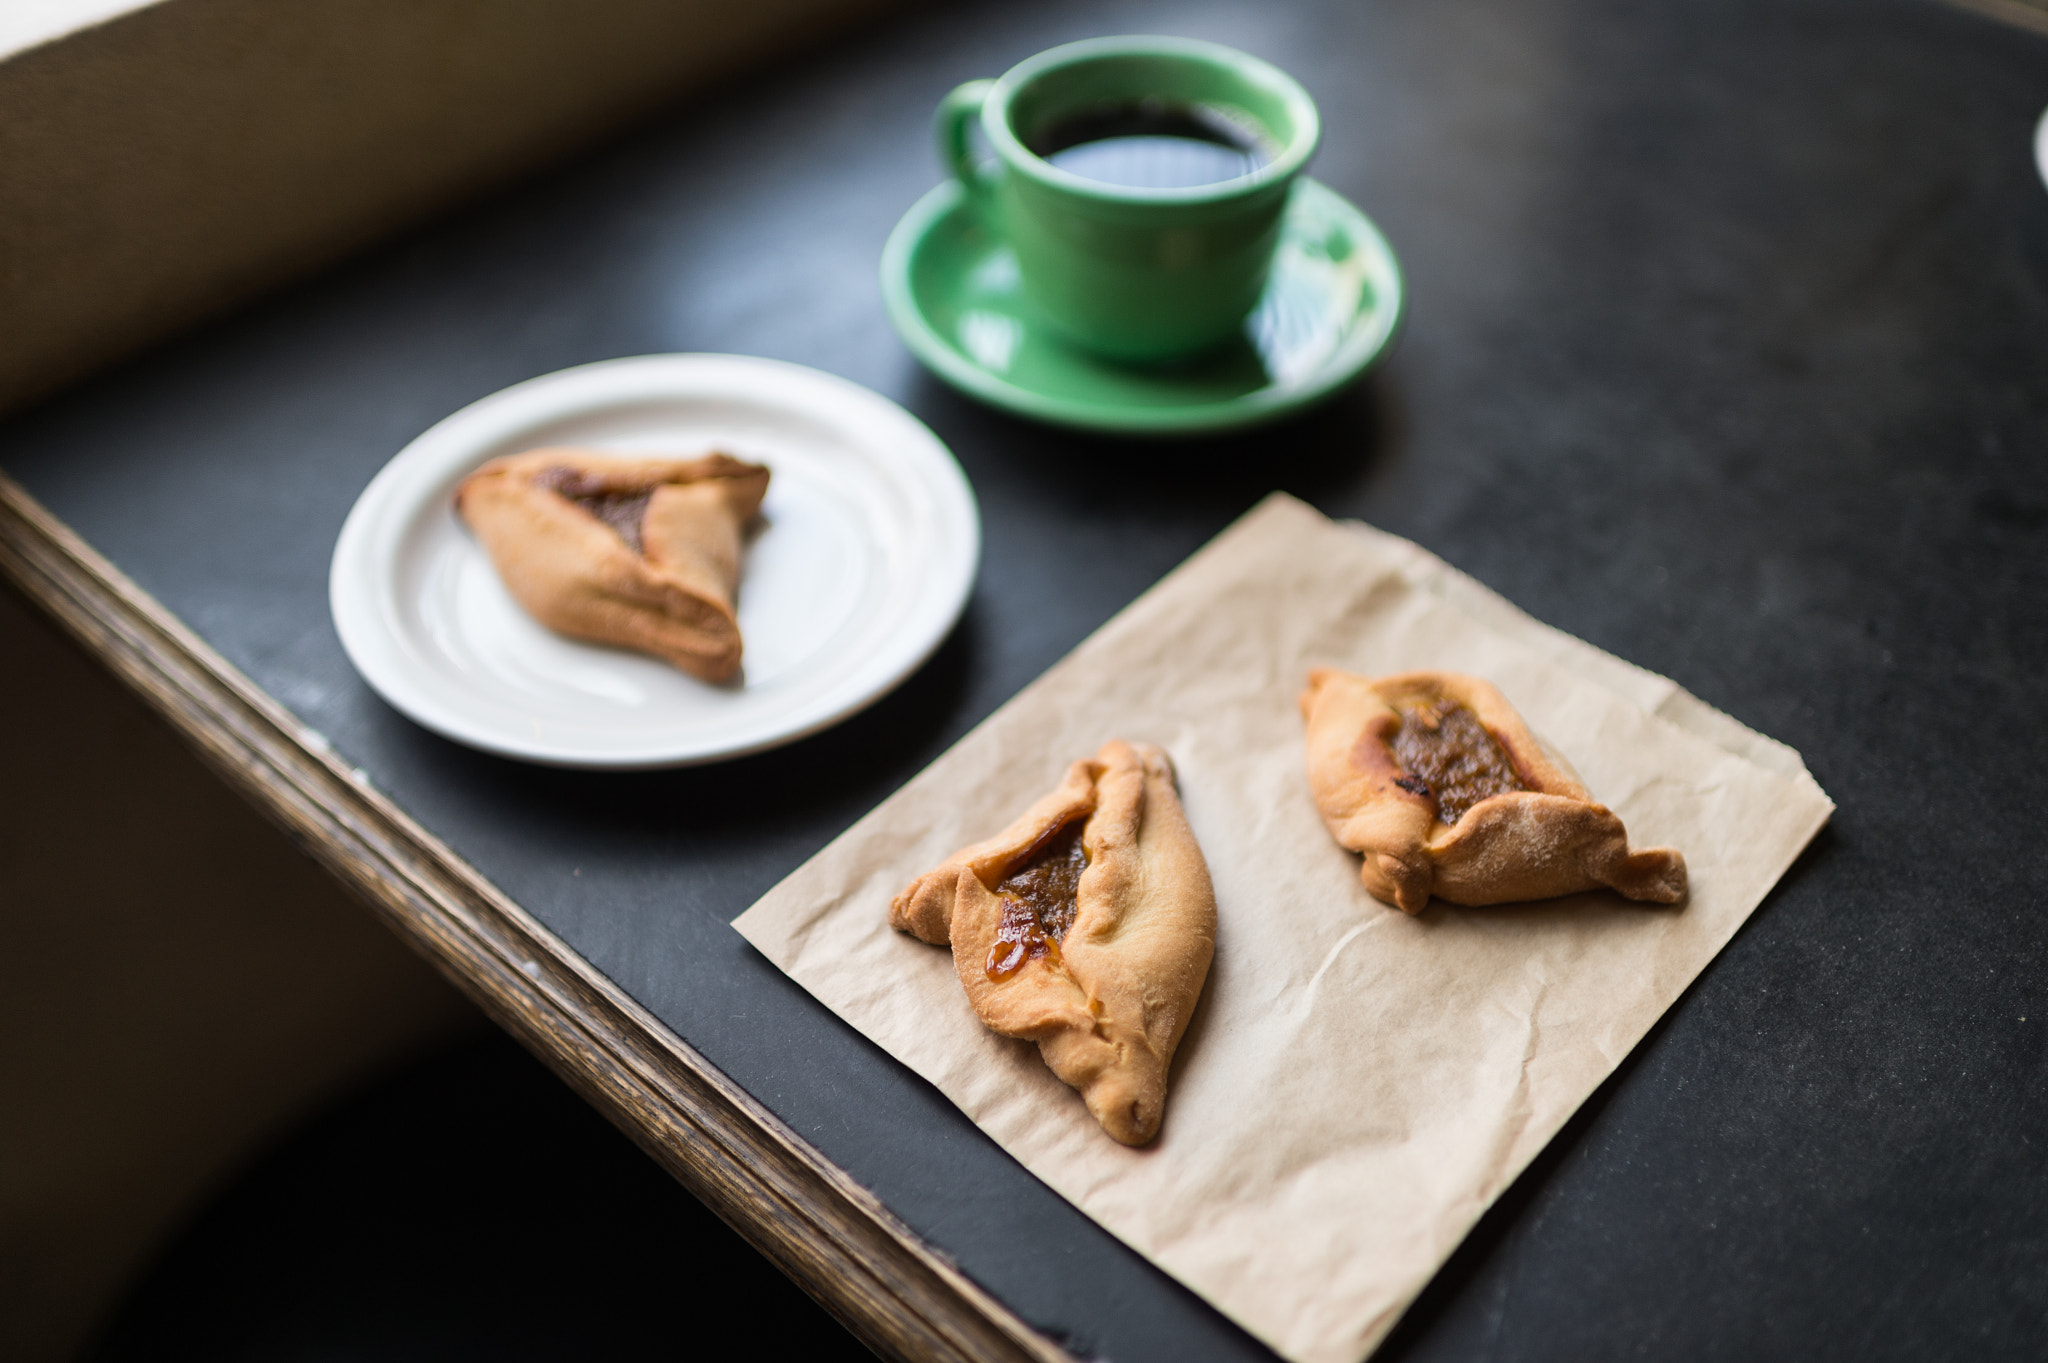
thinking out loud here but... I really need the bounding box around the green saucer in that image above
[880,177,1404,435]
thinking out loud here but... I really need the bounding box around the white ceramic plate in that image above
[330,354,980,767]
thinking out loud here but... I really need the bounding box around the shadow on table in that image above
[85,1032,869,1363]
[907,365,1402,519]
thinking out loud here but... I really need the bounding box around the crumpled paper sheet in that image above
[734,495,1833,1363]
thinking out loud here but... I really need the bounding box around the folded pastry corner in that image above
[1300,668,1687,914]
[455,447,769,681]
[890,740,1216,1146]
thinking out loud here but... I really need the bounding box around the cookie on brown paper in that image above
[455,448,769,682]
[1300,669,1687,914]
[890,740,1216,1146]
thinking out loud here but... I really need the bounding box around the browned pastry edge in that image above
[454,447,769,681]
[889,740,1218,1147]
[1300,668,1688,913]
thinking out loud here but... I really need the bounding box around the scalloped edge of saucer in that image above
[880,177,1405,436]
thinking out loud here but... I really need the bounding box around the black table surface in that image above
[8,0,2046,1357]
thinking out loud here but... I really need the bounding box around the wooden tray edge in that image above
[0,470,1072,1363]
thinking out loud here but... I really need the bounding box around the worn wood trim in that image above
[0,470,1071,1363]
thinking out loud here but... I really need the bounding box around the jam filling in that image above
[537,466,655,555]
[1390,698,1529,825]
[984,820,1087,981]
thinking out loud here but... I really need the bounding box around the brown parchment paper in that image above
[733,495,1834,1363]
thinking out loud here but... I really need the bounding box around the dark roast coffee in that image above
[1030,98,1271,189]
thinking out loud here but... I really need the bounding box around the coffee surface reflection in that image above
[1031,98,1271,189]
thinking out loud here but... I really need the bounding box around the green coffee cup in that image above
[936,35,1320,363]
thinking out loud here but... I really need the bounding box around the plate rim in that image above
[329,352,981,769]
[880,176,1405,436]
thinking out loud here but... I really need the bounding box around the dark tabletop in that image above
[8,0,2047,1357]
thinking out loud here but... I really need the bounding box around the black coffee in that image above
[1030,98,1271,189]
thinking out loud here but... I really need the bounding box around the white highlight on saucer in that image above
[959,310,1025,373]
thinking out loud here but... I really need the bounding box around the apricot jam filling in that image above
[1390,697,1529,824]
[985,820,1087,981]
[537,466,655,555]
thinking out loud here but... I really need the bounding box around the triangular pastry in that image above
[890,740,1216,1146]
[455,448,769,682]
[1301,669,1687,913]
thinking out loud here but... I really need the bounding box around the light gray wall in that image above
[0,0,910,414]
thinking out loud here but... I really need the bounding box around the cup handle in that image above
[935,78,998,203]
